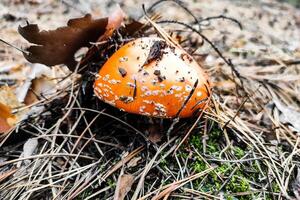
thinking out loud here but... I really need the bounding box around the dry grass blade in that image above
[139,167,216,200]
[0,168,17,184]
[132,136,177,200]
[174,95,211,154]
[67,146,144,199]
[1,0,300,199]
[103,146,144,180]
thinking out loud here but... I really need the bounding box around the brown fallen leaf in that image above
[0,117,11,133]
[0,102,13,133]
[18,14,108,71]
[0,102,13,119]
[148,126,163,143]
[151,184,178,200]
[120,20,145,37]
[127,156,141,168]
[273,99,300,132]
[146,120,163,143]
[24,76,56,105]
[79,7,126,67]
[98,6,125,42]
[0,86,27,132]
[114,171,134,200]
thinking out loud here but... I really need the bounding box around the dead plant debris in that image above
[18,14,108,70]
[0,0,299,200]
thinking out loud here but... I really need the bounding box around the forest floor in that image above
[0,0,300,199]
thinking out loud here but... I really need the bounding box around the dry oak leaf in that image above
[0,86,27,133]
[0,102,13,119]
[0,93,14,133]
[18,14,108,71]
[0,116,11,133]
[79,7,126,67]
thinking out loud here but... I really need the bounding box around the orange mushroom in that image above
[94,37,210,118]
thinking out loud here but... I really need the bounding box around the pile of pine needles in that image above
[0,0,300,199]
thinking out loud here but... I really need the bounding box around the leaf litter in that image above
[0,0,300,199]
[18,14,108,70]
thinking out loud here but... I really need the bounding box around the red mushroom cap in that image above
[94,37,210,118]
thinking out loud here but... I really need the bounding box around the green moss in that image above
[201,182,218,192]
[239,177,250,192]
[189,127,222,155]
[192,159,207,172]
[206,140,219,155]
[226,176,250,193]
[107,178,115,188]
[186,126,257,199]
[272,182,280,193]
[216,163,232,175]
[178,151,188,159]
[226,196,239,200]
[190,134,202,150]
[233,147,245,159]
[210,127,222,139]
[160,158,167,167]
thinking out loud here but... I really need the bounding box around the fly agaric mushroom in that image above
[94,37,210,118]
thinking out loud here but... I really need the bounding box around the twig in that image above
[199,15,243,30]
[0,38,29,55]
